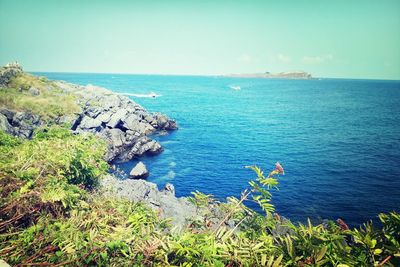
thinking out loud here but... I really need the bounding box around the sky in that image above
[0,0,399,79]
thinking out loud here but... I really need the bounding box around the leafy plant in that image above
[0,129,399,266]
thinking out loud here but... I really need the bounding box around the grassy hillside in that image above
[0,127,398,266]
[0,71,80,119]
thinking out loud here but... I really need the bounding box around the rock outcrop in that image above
[0,259,11,267]
[0,62,23,87]
[101,175,197,227]
[0,109,44,138]
[55,81,177,163]
[0,64,178,163]
[129,161,149,179]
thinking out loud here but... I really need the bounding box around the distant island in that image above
[225,71,312,79]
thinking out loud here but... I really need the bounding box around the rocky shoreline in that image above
[0,63,204,226]
[0,64,177,164]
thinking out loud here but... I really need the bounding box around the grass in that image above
[0,72,80,119]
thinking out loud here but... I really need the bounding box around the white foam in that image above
[168,170,176,178]
[229,85,241,90]
[160,140,179,145]
[161,170,176,179]
[169,161,177,167]
[118,92,162,98]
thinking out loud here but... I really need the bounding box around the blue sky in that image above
[0,0,399,79]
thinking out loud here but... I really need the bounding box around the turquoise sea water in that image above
[36,72,400,227]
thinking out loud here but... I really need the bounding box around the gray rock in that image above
[13,112,40,126]
[226,219,235,228]
[0,108,15,121]
[10,112,41,138]
[144,114,156,124]
[125,136,163,159]
[155,113,168,127]
[0,113,12,134]
[96,111,113,123]
[78,116,102,130]
[101,175,197,227]
[85,106,103,118]
[98,128,127,161]
[0,63,23,87]
[107,109,128,128]
[142,139,162,154]
[129,161,149,179]
[98,94,122,109]
[107,128,126,147]
[162,183,175,195]
[28,86,40,96]
[0,259,11,267]
[153,113,178,130]
[269,216,294,237]
[123,118,155,135]
[56,114,80,125]
[121,113,140,130]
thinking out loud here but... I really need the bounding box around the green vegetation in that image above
[0,128,399,266]
[0,72,80,119]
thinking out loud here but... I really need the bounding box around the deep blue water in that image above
[36,72,400,227]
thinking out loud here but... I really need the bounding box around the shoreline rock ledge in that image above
[101,175,197,227]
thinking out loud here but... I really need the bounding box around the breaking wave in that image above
[119,92,162,98]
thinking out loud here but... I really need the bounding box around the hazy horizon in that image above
[29,70,400,81]
[1,0,400,80]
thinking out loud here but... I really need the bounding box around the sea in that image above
[35,72,400,227]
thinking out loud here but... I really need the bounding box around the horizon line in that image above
[28,70,400,82]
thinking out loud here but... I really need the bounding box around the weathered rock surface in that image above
[0,109,43,138]
[56,81,177,162]
[0,259,11,267]
[0,62,23,87]
[0,113,12,134]
[101,175,251,229]
[28,86,40,96]
[101,175,197,227]
[129,161,149,179]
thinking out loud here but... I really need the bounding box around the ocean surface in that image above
[36,72,400,227]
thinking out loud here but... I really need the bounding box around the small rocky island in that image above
[226,71,312,79]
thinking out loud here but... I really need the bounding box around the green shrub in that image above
[0,131,21,147]
[0,129,399,266]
